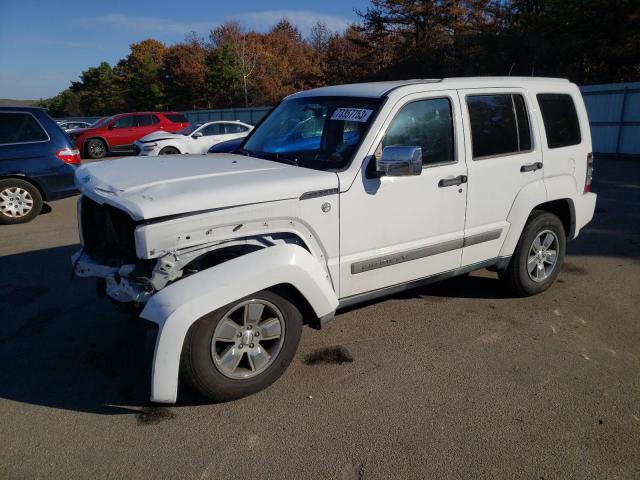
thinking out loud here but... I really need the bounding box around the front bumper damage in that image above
[72,250,154,303]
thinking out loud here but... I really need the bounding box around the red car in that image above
[71,112,189,159]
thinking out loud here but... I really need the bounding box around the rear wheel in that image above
[181,290,302,402]
[159,146,180,155]
[0,179,43,224]
[499,211,566,296]
[85,139,107,159]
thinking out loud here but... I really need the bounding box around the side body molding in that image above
[140,244,338,403]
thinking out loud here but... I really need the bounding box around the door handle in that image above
[438,175,468,187]
[520,162,543,172]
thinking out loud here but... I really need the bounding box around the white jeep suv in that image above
[72,77,597,404]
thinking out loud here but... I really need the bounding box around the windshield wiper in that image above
[236,148,255,156]
[258,152,299,166]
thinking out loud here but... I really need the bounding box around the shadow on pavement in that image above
[0,245,153,415]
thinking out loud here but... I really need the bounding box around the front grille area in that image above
[81,196,138,265]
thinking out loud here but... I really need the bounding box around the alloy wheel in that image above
[211,299,286,379]
[527,229,559,282]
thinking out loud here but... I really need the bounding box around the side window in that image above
[537,94,581,148]
[202,124,223,136]
[381,98,454,165]
[136,115,158,127]
[224,123,245,134]
[113,115,135,128]
[467,94,532,159]
[165,113,189,123]
[0,113,48,144]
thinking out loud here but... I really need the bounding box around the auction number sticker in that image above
[331,108,374,122]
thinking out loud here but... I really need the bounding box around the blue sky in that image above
[0,0,370,99]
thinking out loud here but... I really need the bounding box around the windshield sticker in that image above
[330,108,374,123]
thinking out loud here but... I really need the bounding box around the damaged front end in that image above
[72,196,307,305]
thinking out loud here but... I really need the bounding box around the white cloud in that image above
[82,10,352,38]
[239,10,351,33]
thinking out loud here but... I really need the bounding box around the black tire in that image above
[499,211,566,296]
[181,290,303,402]
[0,178,43,225]
[159,146,180,155]
[85,138,107,159]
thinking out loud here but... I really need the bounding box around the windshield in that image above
[242,96,381,170]
[92,116,112,128]
[179,123,204,135]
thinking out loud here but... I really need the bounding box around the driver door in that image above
[339,91,468,299]
[199,123,225,153]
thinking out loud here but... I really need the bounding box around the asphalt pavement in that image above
[0,157,638,479]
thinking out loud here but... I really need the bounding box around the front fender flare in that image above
[140,244,338,403]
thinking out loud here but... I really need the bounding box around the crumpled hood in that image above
[137,130,185,143]
[75,154,338,220]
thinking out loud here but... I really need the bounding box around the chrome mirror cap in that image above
[376,146,422,176]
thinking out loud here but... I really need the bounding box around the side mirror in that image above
[108,123,116,129]
[376,146,422,176]
[192,131,203,138]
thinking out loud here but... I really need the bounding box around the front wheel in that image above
[159,146,180,155]
[181,290,303,402]
[499,211,566,296]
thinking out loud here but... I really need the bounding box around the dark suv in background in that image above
[70,112,189,159]
[0,107,79,224]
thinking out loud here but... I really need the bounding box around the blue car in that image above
[0,107,80,224]
[207,137,244,154]
[261,116,360,154]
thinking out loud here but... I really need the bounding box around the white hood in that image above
[137,130,186,143]
[75,154,338,220]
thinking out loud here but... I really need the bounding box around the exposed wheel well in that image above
[269,283,320,330]
[532,199,575,238]
[0,175,47,201]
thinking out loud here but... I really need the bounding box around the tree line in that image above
[43,0,639,117]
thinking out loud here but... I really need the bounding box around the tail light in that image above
[584,152,594,193]
[56,147,81,165]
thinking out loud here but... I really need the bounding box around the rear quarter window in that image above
[165,114,188,123]
[0,112,49,144]
[536,94,582,148]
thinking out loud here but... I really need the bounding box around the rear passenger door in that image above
[459,89,543,266]
[136,114,161,138]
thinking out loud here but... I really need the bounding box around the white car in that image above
[134,121,253,155]
[57,120,92,131]
[73,77,596,404]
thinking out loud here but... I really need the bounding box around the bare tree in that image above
[235,35,259,108]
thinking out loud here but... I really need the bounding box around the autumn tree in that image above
[118,39,167,110]
[253,19,321,105]
[163,40,207,110]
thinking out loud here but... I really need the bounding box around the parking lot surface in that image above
[1,158,639,479]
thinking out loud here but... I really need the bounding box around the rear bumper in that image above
[573,192,597,239]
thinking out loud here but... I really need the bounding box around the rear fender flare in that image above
[140,243,338,403]
[498,179,548,257]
